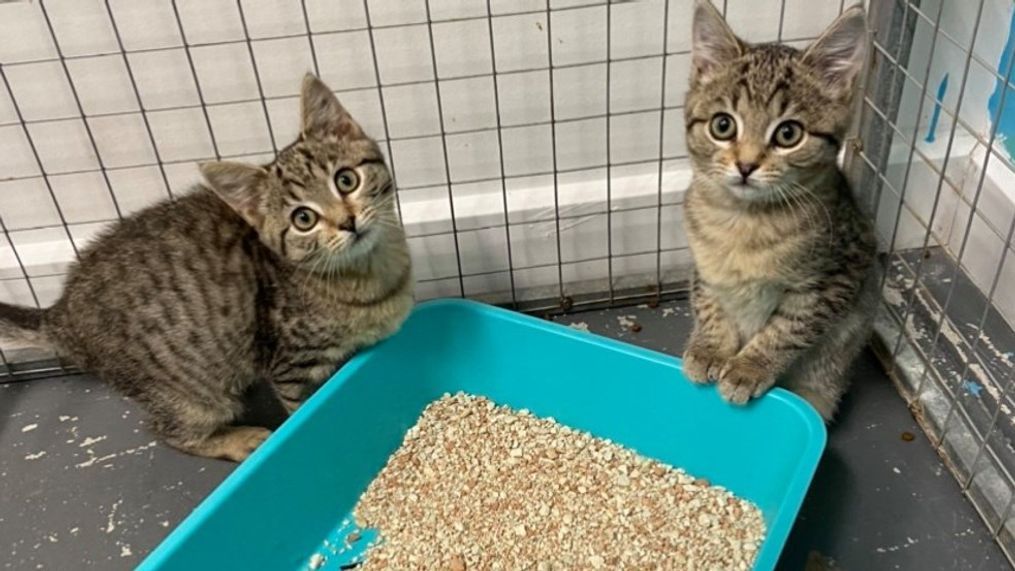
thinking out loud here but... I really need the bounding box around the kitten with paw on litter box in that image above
[681,2,879,420]
[0,75,412,461]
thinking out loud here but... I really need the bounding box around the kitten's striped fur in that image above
[682,2,877,419]
[0,76,412,460]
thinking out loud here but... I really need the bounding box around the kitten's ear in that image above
[200,161,268,227]
[692,0,743,82]
[803,5,868,96]
[300,73,365,141]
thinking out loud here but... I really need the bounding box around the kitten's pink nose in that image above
[736,161,759,180]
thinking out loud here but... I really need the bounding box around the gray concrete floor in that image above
[0,300,1009,570]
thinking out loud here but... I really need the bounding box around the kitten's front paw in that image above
[682,345,727,384]
[718,356,776,405]
[223,426,272,462]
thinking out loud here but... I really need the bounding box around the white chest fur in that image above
[712,281,784,340]
[685,186,815,342]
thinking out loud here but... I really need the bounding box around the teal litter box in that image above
[139,299,826,571]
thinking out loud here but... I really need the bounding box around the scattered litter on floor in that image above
[901,432,915,442]
[78,436,107,448]
[76,441,158,469]
[874,537,927,555]
[963,325,1015,370]
[351,393,765,570]
[568,322,590,332]
[662,307,677,318]
[24,451,46,460]
[615,314,643,333]
[21,423,38,432]
[898,282,1015,425]
[105,499,123,534]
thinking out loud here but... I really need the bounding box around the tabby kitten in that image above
[0,75,413,460]
[682,2,878,420]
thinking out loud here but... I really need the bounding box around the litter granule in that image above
[616,314,638,329]
[567,322,590,332]
[353,393,766,570]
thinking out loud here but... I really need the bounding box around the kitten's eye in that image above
[773,121,804,148]
[290,207,319,231]
[709,113,737,141]
[335,168,360,193]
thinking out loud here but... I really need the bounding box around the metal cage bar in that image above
[857,0,1015,563]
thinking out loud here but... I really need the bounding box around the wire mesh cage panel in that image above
[850,0,1015,563]
[0,0,851,371]
[4,0,1015,562]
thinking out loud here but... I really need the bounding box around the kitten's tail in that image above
[0,303,50,346]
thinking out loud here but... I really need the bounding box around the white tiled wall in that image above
[0,0,848,326]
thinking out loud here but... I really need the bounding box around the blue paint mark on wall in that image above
[926,73,948,143]
[987,8,1015,158]
[963,379,984,397]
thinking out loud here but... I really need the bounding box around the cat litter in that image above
[616,314,638,329]
[352,393,765,570]
[616,314,642,333]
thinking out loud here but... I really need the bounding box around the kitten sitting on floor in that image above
[681,2,879,420]
[0,75,413,461]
